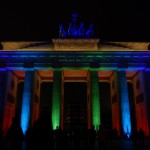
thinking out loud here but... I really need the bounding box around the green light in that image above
[90,70,101,130]
[52,70,61,130]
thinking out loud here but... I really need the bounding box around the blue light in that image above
[21,71,34,135]
[118,71,131,137]
[59,13,94,38]
[126,128,130,138]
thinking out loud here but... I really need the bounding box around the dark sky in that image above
[0,0,150,41]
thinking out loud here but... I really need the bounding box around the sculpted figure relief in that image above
[59,13,94,38]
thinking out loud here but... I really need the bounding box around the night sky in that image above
[0,0,150,41]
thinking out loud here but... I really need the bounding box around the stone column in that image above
[132,71,149,136]
[31,71,41,126]
[110,71,120,135]
[52,70,62,130]
[21,70,35,135]
[2,71,18,134]
[90,70,100,130]
[117,71,131,137]
[87,71,91,129]
[132,70,149,137]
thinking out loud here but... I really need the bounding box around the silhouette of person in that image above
[131,129,138,147]
[88,125,96,150]
[98,124,106,150]
[0,129,4,149]
[112,128,118,140]
[138,128,145,148]
[25,126,34,150]
[31,109,54,150]
[5,116,24,150]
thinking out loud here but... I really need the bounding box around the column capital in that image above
[52,68,62,71]
[117,68,127,71]
[89,68,99,71]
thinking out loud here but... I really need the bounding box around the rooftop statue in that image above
[85,23,94,37]
[59,13,94,38]
[59,24,67,38]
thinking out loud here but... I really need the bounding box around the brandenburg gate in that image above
[0,40,150,138]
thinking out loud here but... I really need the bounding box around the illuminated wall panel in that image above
[0,71,7,130]
[2,71,18,134]
[144,70,150,135]
[137,104,149,136]
[112,104,119,132]
[133,71,149,136]
[32,71,41,126]
[110,71,120,135]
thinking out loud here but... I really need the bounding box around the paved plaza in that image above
[94,138,150,150]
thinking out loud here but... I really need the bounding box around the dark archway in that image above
[16,82,24,122]
[99,82,111,128]
[40,82,53,117]
[64,82,87,130]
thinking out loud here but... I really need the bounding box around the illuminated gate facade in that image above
[0,50,150,138]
